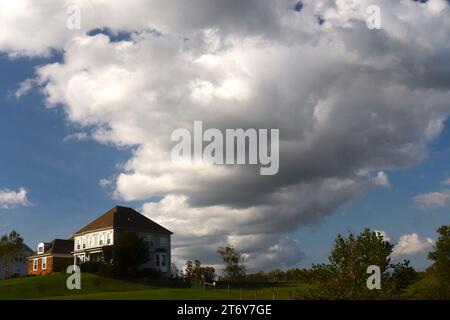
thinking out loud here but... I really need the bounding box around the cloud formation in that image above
[378,230,434,259]
[413,189,450,208]
[373,171,391,188]
[2,0,450,269]
[0,188,29,209]
[391,233,434,258]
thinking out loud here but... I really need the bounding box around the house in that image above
[27,239,74,276]
[0,243,33,279]
[72,206,173,276]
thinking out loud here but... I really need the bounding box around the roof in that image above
[73,206,173,236]
[20,243,33,254]
[28,239,74,258]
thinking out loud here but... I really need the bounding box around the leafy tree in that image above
[389,260,419,294]
[299,229,394,299]
[245,271,269,282]
[217,244,246,281]
[427,225,450,298]
[0,231,24,279]
[428,225,450,279]
[183,260,215,282]
[113,232,149,277]
[267,269,284,282]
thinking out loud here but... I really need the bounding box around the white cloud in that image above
[63,132,89,143]
[99,179,113,188]
[375,230,391,243]
[413,189,450,208]
[441,177,450,185]
[0,188,29,209]
[2,0,450,269]
[392,233,434,258]
[373,171,391,188]
[14,78,34,98]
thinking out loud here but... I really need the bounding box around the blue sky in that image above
[0,0,449,272]
[0,54,134,242]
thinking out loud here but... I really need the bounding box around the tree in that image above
[217,244,246,281]
[302,229,394,299]
[0,231,24,279]
[428,225,450,279]
[389,260,418,294]
[113,232,149,277]
[427,225,450,297]
[183,260,216,282]
[267,269,284,282]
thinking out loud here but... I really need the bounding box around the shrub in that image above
[80,261,102,273]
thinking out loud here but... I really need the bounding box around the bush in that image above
[80,261,102,273]
[403,276,450,300]
[98,263,115,278]
[136,268,163,279]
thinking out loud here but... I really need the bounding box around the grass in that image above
[0,273,151,300]
[0,273,313,300]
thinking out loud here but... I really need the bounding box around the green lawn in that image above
[0,273,312,300]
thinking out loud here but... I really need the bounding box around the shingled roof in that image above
[73,206,173,236]
[28,239,74,258]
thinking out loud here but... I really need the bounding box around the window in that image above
[83,237,86,249]
[33,259,38,271]
[147,235,154,249]
[155,253,167,272]
[99,234,104,246]
[42,257,47,270]
[159,237,169,247]
[107,233,112,245]
[76,238,81,250]
[89,235,94,246]
[38,244,44,254]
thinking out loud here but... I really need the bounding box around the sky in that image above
[0,0,449,272]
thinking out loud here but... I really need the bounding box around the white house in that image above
[71,206,173,276]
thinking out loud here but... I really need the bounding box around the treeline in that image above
[181,225,450,299]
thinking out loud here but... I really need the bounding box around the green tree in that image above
[0,231,24,279]
[300,229,394,299]
[217,244,246,281]
[113,232,149,277]
[427,225,450,298]
[390,260,418,294]
[183,260,216,282]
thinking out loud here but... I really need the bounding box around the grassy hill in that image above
[0,273,310,300]
[0,273,151,300]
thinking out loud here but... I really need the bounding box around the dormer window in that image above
[37,243,45,254]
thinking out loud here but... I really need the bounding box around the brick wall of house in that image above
[28,256,73,276]
[28,256,53,276]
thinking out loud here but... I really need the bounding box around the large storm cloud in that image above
[2,0,450,268]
